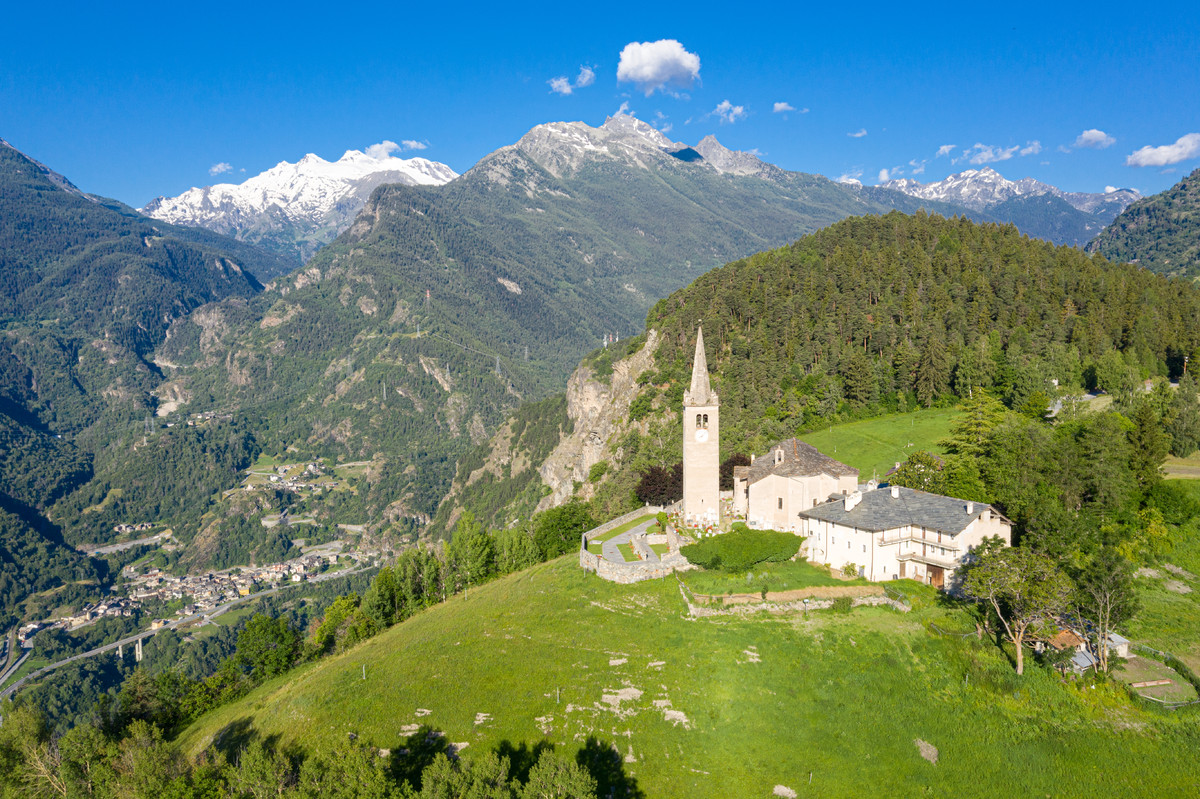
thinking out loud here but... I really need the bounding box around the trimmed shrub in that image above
[832,596,852,614]
[680,527,802,572]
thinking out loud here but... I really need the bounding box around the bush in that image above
[680,527,802,572]
[832,596,852,614]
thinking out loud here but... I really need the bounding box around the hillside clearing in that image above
[177,557,1200,797]
[798,407,960,480]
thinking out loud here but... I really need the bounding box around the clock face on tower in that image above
[695,429,709,443]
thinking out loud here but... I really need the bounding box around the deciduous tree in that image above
[964,547,1074,675]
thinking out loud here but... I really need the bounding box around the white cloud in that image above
[548,65,597,96]
[1126,133,1200,167]
[964,143,1020,164]
[848,128,867,138]
[1073,129,1116,149]
[836,167,863,184]
[773,101,794,113]
[209,162,233,176]
[711,100,746,124]
[909,159,927,175]
[1104,185,1118,193]
[615,100,632,117]
[364,140,401,159]
[616,39,701,96]
[878,168,891,183]
[1020,141,1042,156]
[401,140,427,151]
[935,144,955,158]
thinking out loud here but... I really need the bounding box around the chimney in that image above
[890,485,899,499]
[966,502,974,515]
[844,491,862,511]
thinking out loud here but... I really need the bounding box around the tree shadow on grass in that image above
[389,724,453,788]
[494,738,556,785]
[576,736,644,799]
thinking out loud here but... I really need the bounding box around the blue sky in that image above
[3,2,1197,207]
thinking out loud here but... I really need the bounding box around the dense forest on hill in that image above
[444,212,1200,530]
[645,211,1200,450]
[1090,168,1200,277]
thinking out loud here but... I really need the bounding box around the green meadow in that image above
[178,557,1200,797]
[799,407,960,480]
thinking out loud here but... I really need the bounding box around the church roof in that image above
[798,485,1003,535]
[734,438,858,487]
[684,326,717,406]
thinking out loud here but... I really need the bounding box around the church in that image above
[679,327,1011,588]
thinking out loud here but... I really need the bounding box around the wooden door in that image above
[929,566,944,589]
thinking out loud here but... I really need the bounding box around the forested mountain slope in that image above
[441,212,1200,531]
[1090,168,1200,277]
[0,139,280,624]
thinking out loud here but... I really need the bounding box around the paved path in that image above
[600,519,661,564]
[0,566,370,703]
[81,532,171,555]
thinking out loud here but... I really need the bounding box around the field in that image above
[177,557,1200,797]
[799,407,960,480]
[1165,451,1200,479]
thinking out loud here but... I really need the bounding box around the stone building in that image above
[798,485,1012,588]
[682,327,720,525]
[731,439,860,531]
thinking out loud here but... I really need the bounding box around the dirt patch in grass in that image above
[1114,657,1198,702]
[1165,580,1193,594]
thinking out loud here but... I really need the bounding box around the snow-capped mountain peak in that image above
[142,146,458,264]
[881,167,1139,216]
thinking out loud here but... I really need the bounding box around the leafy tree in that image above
[495,527,543,575]
[634,463,682,506]
[887,450,946,493]
[718,453,751,492]
[532,502,596,559]
[1167,371,1200,456]
[236,613,300,679]
[519,751,597,799]
[1075,548,1139,672]
[964,547,1074,675]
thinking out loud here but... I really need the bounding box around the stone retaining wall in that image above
[690,584,885,606]
[579,549,693,584]
[682,590,908,617]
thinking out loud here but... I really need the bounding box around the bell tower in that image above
[682,326,719,525]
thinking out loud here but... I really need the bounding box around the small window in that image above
[702,413,709,428]
[777,497,783,509]
[863,544,866,553]
[695,414,703,429]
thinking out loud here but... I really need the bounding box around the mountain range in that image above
[143,147,459,271]
[140,125,1145,276]
[882,167,1140,246]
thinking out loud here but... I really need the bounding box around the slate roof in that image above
[734,438,858,487]
[797,485,1003,535]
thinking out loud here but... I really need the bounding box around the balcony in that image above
[896,551,962,569]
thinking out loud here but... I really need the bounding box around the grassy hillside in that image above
[178,557,1200,797]
[798,406,960,480]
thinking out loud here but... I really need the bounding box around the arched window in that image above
[702,414,709,428]
[695,413,703,428]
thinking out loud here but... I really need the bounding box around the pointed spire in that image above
[685,325,717,406]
